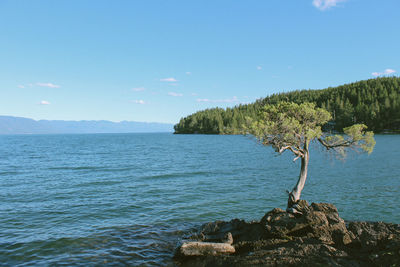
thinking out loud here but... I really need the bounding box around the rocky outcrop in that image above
[260,201,353,246]
[174,202,400,266]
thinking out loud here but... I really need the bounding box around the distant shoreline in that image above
[0,115,174,134]
[0,132,174,136]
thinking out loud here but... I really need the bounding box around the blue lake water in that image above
[0,133,399,265]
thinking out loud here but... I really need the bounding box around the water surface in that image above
[0,133,399,265]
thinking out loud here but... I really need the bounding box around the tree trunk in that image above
[287,150,309,212]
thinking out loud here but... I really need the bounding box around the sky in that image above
[0,0,399,124]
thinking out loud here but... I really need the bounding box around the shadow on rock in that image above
[174,201,400,266]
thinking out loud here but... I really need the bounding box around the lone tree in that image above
[247,102,375,214]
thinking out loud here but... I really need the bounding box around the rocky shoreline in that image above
[174,201,400,266]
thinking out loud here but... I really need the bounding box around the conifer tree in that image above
[246,102,375,214]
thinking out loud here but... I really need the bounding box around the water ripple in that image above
[0,133,399,265]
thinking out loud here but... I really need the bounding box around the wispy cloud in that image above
[197,98,211,102]
[191,93,198,96]
[312,0,347,10]
[36,82,60,88]
[132,99,146,104]
[186,72,191,75]
[18,85,25,88]
[132,87,146,92]
[160,77,178,82]
[257,66,262,70]
[197,96,238,103]
[39,100,50,105]
[372,69,396,77]
[168,92,183,97]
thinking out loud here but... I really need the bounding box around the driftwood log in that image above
[177,232,234,256]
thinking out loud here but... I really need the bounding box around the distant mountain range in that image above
[0,116,173,134]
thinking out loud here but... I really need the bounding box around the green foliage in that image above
[247,102,331,152]
[244,102,375,208]
[316,123,376,159]
[174,77,400,134]
[174,105,259,134]
[248,102,375,160]
[342,124,376,154]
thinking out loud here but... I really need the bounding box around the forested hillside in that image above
[174,77,400,134]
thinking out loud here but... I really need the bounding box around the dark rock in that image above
[260,201,352,246]
[174,202,400,266]
[311,202,338,213]
[347,221,400,249]
[346,221,400,265]
[192,219,266,244]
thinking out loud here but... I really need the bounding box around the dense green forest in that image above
[174,77,400,134]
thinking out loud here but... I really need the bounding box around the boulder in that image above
[347,221,400,249]
[261,201,353,246]
[174,202,400,266]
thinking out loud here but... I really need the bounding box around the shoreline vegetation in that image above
[174,77,400,135]
[172,78,400,265]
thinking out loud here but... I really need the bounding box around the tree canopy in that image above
[248,102,331,156]
[246,102,376,213]
[174,77,400,134]
[248,102,375,159]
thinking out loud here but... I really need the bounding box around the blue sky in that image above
[0,0,399,124]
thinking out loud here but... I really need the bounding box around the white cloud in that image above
[186,72,191,75]
[160,77,178,82]
[168,92,183,97]
[312,0,347,10]
[36,82,60,88]
[197,96,238,103]
[257,66,262,70]
[191,93,198,96]
[39,100,50,105]
[132,99,146,104]
[18,85,25,88]
[372,68,396,77]
[386,69,396,74]
[132,87,146,92]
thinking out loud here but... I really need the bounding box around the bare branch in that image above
[317,137,353,150]
[317,138,331,149]
[279,146,291,153]
[287,146,304,158]
[293,155,301,162]
[277,145,304,160]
